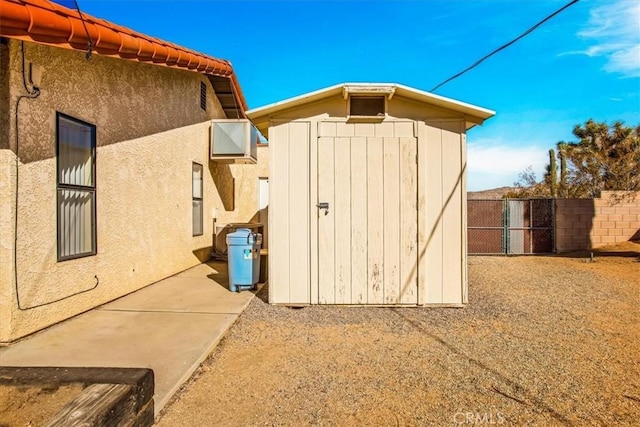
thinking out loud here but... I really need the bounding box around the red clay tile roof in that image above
[0,0,248,113]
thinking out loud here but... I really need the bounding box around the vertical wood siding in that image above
[316,123,418,305]
[366,137,385,303]
[419,121,466,304]
[317,136,335,304]
[269,122,310,304]
[382,137,401,304]
[460,132,469,304]
[270,118,466,306]
[399,137,418,304]
[350,137,368,304]
[334,137,352,303]
[441,122,463,303]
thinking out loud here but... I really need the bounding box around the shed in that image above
[247,83,494,306]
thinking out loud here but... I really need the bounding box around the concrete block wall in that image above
[555,191,640,252]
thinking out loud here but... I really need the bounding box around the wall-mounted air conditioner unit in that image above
[210,119,259,164]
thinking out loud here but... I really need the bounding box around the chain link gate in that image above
[468,199,555,255]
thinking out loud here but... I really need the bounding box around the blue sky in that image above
[67,0,639,191]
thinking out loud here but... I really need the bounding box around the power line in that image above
[73,0,93,59]
[430,0,580,93]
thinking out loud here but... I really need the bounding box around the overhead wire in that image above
[430,0,580,93]
[73,0,93,59]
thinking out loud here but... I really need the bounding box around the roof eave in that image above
[247,83,344,120]
[0,0,248,115]
[247,82,495,128]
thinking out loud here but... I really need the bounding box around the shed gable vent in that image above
[349,96,385,117]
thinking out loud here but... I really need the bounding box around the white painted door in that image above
[317,136,418,304]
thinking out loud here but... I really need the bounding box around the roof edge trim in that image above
[247,83,495,124]
[0,0,247,112]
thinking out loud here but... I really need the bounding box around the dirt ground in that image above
[0,243,636,426]
[0,384,84,427]
[156,242,639,426]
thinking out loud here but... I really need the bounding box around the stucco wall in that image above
[0,151,15,338]
[215,145,269,225]
[0,40,266,341]
[0,38,15,338]
[0,39,8,150]
[5,40,222,162]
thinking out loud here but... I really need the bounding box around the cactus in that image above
[549,148,558,198]
[558,143,568,197]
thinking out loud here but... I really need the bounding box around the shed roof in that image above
[247,83,495,131]
[0,0,247,116]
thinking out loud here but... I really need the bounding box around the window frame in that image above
[192,162,204,236]
[56,112,97,261]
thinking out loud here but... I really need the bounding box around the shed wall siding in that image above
[461,131,469,304]
[266,98,469,306]
[441,122,464,303]
[269,122,310,304]
[419,121,466,304]
[314,133,418,305]
[256,97,463,138]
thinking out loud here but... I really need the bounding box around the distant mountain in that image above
[467,186,515,199]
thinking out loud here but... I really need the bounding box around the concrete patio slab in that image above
[103,276,251,314]
[174,262,224,280]
[0,261,259,416]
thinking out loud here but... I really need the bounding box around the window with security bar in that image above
[192,162,203,236]
[56,113,96,261]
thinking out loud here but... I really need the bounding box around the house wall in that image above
[0,40,266,342]
[0,38,15,338]
[265,94,467,306]
[555,192,640,252]
[4,40,222,162]
[0,39,9,150]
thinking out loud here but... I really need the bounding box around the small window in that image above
[200,82,207,111]
[192,163,203,236]
[56,113,96,261]
[349,96,385,117]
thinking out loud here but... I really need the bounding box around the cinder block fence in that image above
[555,191,640,252]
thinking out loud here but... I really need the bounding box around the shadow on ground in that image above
[554,240,640,259]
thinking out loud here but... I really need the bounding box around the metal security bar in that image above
[468,198,555,255]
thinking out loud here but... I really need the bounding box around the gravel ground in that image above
[157,250,639,426]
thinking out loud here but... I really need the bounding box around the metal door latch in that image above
[316,202,329,215]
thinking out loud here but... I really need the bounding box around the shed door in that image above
[317,136,418,304]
